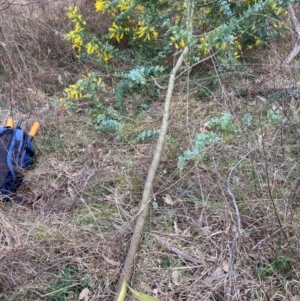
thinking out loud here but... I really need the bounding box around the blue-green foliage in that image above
[207,112,234,134]
[115,65,164,110]
[126,66,164,86]
[94,106,121,132]
[267,109,283,124]
[242,112,253,127]
[178,132,221,171]
[136,129,159,143]
[217,0,232,16]
[99,118,121,132]
[178,111,236,171]
[115,80,129,111]
[77,72,105,102]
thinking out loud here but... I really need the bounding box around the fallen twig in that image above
[152,233,200,265]
[225,149,257,301]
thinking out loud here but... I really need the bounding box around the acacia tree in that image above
[62,0,293,122]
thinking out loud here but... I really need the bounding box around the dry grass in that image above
[1,1,300,301]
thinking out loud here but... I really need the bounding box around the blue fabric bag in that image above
[0,124,35,197]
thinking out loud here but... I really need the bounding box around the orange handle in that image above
[6,118,14,128]
[29,121,40,137]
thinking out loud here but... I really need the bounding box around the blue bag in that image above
[0,122,36,197]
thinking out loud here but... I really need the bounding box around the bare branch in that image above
[0,0,12,10]
[225,148,258,301]
[113,2,195,299]
[152,233,200,265]
[113,45,190,301]
[288,2,300,34]
[0,0,60,11]
[284,3,300,64]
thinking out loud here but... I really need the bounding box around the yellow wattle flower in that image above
[95,0,108,13]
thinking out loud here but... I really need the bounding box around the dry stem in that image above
[113,46,190,300]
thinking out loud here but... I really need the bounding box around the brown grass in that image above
[1,1,300,301]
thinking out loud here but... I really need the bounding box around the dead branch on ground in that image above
[113,2,195,299]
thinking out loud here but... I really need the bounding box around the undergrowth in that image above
[1,1,300,301]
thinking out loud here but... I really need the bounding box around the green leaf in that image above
[128,285,162,301]
[116,281,127,301]
[116,282,161,301]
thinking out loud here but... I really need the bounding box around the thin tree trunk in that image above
[284,3,300,64]
[113,2,194,298]
[113,46,189,301]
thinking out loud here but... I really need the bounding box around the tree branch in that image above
[113,2,194,299]
[225,149,257,301]
[113,46,189,301]
[284,3,300,64]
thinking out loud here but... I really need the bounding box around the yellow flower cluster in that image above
[205,8,212,15]
[64,83,86,100]
[63,73,105,101]
[58,98,70,109]
[197,35,244,59]
[170,36,186,49]
[95,0,133,14]
[85,42,112,62]
[135,21,158,41]
[234,37,242,51]
[96,0,157,43]
[247,38,261,49]
[108,20,158,43]
[272,4,283,15]
[95,0,109,13]
[109,22,130,43]
[254,39,261,46]
[233,37,242,58]
[67,6,81,19]
[65,6,86,51]
[117,0,133,12]
[65,6,112,62]
[198,36,210,55]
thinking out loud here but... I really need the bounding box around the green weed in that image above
[255,252,296,281]
[46,267,87,301]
